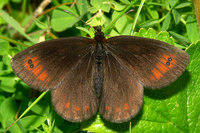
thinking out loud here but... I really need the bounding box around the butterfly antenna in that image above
[103,9,134,32]
[64,10,93,30]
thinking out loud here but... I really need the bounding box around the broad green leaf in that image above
[0,78,16,93]
[186,16,200,42]
[169,31,191,46]
[51,6,79,32]
[119,0,130,5]
[0,39,11,55]
[19,115,47,130]
[5,119,23,133]
[76,0,88,16]
[110,0,126,11]
[186,41,200,132]
[76,27,94,38]
[90,0,110,13]
[175,2,191,9]
[28,98,50,116]
[172,9,180,25]
[113,11,127,33]
[169,0,178,8]
[161,13,171,31]
[139,19,159,28]
[0,97,17,128]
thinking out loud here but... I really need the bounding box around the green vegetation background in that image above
[0,0,200,133]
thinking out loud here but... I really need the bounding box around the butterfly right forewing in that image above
[106,36,189,89]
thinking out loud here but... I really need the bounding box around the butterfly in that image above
[11,26,189,123]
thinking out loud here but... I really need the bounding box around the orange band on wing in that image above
[151,68,163,80]
[38,71,48,81]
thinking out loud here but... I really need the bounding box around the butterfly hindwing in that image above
[99,52,144,123]
[11,37,93,91]
[51,52,99,122]
[106,36,189,89]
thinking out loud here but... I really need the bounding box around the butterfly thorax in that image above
[94,26,105,98]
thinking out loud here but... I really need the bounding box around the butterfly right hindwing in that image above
[99,51,144,123]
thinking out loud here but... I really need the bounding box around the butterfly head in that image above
[94,26,105,43]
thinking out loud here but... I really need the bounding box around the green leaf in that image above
[175,2,191,9]
[0,97,17,128]
[161,13,171,31]
[0,0,9,9]
[34,18,48,30]
[76,0,88,16]
[28,98,50,116]
[76,26,94,38]
[186,41,200,132]
[113,11,127,33]
[0,9,36,43]
[169,0,178,8]
[110,0,126,11]
[169,31,191,46]
[172,9,180,25]
[90,0,110,13]
[139,19,159,28]
[51,6,79,32]
[0,39,11,55]
[0,78,16,93]
[19,115,47,130]
[186,16,200,42]
[11,0,21,3]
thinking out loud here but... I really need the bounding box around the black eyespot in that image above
[30,64,34,68]
[168,57,172,62]
[166,62,170,66]
[28,59,32,64]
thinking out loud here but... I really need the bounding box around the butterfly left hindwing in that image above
[52,51,99,122]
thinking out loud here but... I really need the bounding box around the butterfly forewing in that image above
[52,51,98,122]
[106,36,189,89]
[11,37,93,91]
[99,52,143,123]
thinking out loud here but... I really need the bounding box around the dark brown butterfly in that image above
[11,26,189,123]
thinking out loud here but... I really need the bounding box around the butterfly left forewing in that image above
[11,37,92,91]
[99,52,143,123]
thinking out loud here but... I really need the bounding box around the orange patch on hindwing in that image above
[66,102,70,108]
[105,106,110,111]
[75,106,80,111]
[124,103,129,110]
[85,106,90,110]
[115,107,120,112]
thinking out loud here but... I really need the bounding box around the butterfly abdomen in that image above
[94,42,104,98]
